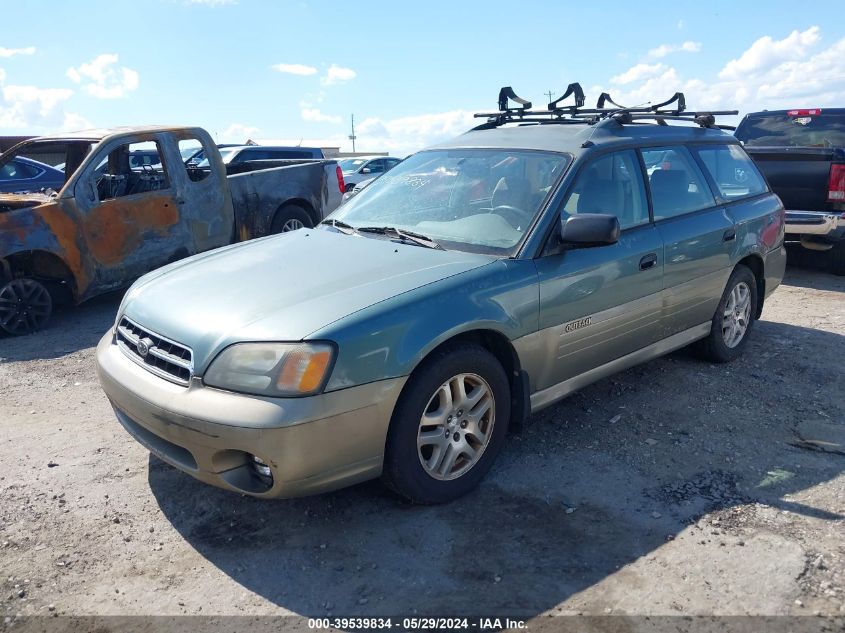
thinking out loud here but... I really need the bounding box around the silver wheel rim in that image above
[722,281,751,348]
[417,373,495,481]
[281,218,305,232]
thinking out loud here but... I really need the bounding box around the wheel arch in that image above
[1,249,78,300]
[402,327,530,433]
[736,253,765,318]
[273,198,318,229]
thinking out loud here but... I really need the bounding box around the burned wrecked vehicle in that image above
[0,126,343,335]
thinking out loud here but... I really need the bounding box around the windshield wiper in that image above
[358,226,445,250]
[319,218,359,235]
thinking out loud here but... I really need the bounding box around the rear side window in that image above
[562,150,649,230]
[695,144,767,200]
[641,146,715,221]
[0,159,39,180]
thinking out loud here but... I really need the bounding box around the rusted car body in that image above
[0,126,342,334]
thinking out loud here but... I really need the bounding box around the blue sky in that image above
[1,0,844,156]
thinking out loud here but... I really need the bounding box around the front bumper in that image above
[784,210,845,237]
[95,332,407,498]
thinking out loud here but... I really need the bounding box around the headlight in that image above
[203,342,335,397]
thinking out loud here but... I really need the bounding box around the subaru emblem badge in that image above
[136,338,150,357]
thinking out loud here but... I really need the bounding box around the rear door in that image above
[534,150,663,390]
[641,145,733,337]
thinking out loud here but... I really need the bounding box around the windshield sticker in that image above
[792,117,812,126]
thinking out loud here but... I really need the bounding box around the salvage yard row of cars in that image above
[4,82,843,503]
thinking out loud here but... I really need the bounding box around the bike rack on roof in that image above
[472,83,738,131]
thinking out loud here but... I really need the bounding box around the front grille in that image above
[115,317,193,385]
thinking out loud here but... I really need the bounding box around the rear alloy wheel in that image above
[270,204,313,234]
[382,344,510,503]
[0,278,53,336]
[694,264,757,363]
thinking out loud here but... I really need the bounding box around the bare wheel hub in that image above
[417,372,495,481]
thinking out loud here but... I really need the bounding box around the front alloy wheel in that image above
[417,373,495,481]
[382,344,510,504]
[0,278,53,336]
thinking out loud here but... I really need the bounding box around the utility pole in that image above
[544,90,555,104]
[348,114,357,153]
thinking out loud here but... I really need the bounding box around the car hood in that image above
[122,228,497,371]
[0,192,54,211]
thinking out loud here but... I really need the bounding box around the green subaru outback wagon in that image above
[96,89,786,503]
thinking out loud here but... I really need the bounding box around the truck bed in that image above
[224,159,341,239]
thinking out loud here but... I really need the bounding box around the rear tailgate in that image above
[743,146,840,210]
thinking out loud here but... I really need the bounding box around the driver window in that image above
[562,150,649,230]
[94,141,169,201]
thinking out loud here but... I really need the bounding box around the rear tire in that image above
[270,204,312,234]
[829,240,845,276]
[694,265,757,363]
[382,344,510,504]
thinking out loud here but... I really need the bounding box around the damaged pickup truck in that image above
[0,126,343,335]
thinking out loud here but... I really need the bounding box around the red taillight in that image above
[787,108,822,116]
[336,165,345,194]
[828,164,845,202]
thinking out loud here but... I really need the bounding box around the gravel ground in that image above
[0,252,843,625]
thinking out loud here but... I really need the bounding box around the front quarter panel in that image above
[309,259,540,391]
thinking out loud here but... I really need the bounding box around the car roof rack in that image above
[472,83,738,131]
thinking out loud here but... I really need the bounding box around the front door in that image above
[75,137,182,293]
[533,150,664,393]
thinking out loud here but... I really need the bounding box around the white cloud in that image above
[719,26,820,80]
[66,54,139,99]
[0,46,36,58]
[219,123,259,143]
[321,64,356,86]
[301,107,342,124]
[595,28,845,125]
[648,41,702,58]
[0,78,86,131]
[610,63,666,85]
[272,63,318,76]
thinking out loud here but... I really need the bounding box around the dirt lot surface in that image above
[1,254,843,627]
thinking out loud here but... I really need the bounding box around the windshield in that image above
[338,158,366,171]
[736,112,845,147]
[197,148,238,167]
[327,149,570,256]
[180,145,202,161]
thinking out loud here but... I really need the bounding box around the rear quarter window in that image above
[694,144,768,201]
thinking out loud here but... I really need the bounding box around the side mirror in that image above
[361,167,371,174]
[560,214,620,248]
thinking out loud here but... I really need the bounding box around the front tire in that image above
[694,264,757,363]
[0,278,53,336]
[382,344,510,504]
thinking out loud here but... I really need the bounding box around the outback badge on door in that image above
[564,316,592,333]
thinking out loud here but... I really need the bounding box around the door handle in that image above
[723,228,736,242]
[639,253,657,271]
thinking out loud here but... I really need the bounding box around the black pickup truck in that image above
[734,108,845,274]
